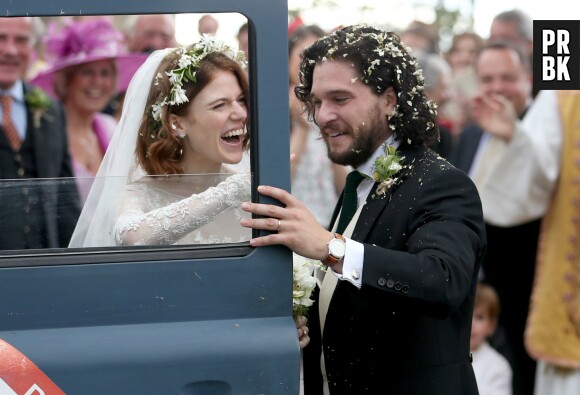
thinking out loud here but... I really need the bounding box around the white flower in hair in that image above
[173,87,189,105]
[167,71,181,86]
[197,34,215,50]
[178,54,193,69]
[150,35,246,122]
[151,102,165,122]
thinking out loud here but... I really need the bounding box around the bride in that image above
[69,36,251,247]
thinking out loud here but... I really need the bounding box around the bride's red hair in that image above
[136,51,249,175]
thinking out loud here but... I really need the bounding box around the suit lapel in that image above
[456,125,483,173]
[352,182,391,241]
[327,193,343,231]
[24,84,54,178]
[352,145,419,242]
[31,118,52,179]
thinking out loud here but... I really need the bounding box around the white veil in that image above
[69,49,172,247]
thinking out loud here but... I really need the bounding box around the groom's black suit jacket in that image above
[304,145,486,395]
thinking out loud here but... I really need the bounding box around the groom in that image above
[241,25,486,394]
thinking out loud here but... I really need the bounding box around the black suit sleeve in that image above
[361,163,486,317]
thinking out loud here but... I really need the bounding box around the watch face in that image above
[329,237,346,258]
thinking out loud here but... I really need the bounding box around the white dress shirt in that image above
[472,342,513,395]
[332,135,400,288]
[477,91,562,226]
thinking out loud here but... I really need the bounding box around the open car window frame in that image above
[0,1,297,394]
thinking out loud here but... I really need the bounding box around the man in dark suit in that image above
[241,25,486,394]
[0,17,79,250]
[449,40,539,395]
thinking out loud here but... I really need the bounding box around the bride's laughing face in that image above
[172,69,247,173]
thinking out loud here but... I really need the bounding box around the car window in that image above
[0,12,257,259]
[1,2,297,393]
[0,172,252,250]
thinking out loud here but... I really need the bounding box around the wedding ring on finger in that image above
[276,219,282,232]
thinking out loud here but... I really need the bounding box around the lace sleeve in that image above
[114,173,250,246]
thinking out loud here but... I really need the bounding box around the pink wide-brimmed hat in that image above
[30,19,148,98]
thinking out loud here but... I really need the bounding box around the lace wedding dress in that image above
[113,172,251,246]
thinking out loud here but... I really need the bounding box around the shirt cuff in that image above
[331,237,364,289]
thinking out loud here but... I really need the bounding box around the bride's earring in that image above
[172,124,186,139]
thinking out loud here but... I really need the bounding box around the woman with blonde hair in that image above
[30,19,147,200]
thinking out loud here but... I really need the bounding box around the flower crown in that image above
[151,35,246,122]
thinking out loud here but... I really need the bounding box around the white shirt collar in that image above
[0,80,25,103]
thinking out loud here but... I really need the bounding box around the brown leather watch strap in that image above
[322,233,346,266]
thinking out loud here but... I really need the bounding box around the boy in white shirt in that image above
[471,283,513,395]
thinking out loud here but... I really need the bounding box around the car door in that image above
[0,0,296,393]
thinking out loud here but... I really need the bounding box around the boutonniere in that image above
[372,144,405,197]
[25,88,52,128]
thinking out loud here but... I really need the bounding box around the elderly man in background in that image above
[0,17,79,250]
[102,14,178,120]
[124,14,177,54]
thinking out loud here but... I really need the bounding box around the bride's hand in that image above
[296,315,310,349]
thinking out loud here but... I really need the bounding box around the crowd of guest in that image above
[399,10,578,395]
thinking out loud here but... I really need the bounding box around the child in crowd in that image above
[471,282,513,395]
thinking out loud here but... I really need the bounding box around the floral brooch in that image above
[25,87,52,128]
[372,144,404,197]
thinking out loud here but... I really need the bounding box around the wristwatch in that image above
[323,233,346,266]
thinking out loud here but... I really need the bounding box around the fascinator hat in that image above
[30,19,148,98]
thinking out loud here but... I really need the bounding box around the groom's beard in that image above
[323,104,389,169]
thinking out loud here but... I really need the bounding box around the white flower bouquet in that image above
[292,253,324,320]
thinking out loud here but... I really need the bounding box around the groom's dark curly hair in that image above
[295,25,439,149]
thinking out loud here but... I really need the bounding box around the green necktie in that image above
[336,171,365,234]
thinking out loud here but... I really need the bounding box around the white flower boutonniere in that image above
[292,254,325,320]
[372,144,404,197]
[25,88,52,128]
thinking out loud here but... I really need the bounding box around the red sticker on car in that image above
[0,338,66,394]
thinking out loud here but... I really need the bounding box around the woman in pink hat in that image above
[30,19,147,201]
